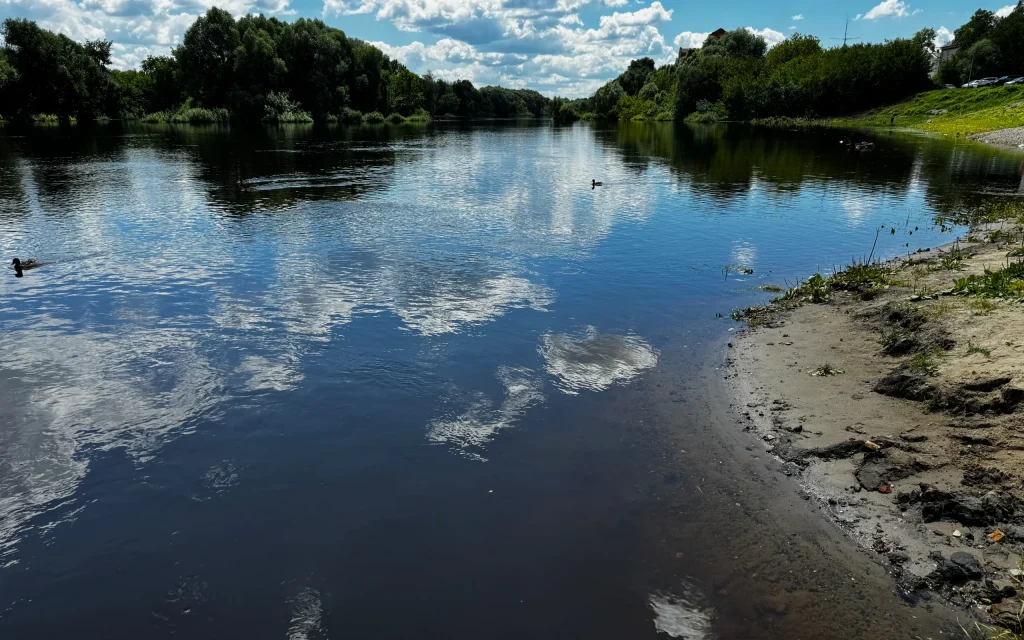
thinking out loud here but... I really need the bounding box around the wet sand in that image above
[628,337,966,638]
[727,224,1024,630]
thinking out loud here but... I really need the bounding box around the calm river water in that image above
[1,121,1022,638]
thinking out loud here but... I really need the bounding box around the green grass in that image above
[966,342,992,357]
[953,260,1024,298]
[855,86,1024,136]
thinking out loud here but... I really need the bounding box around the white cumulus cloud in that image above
[746,26,786,48]
[673,30,709,48]
[933,25,953,48]
[857,0,910,20]
[995,4,1016,18]
[792,13,803,20]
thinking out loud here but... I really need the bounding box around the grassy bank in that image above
[856,85,1024,137]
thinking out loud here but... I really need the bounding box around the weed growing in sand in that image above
[908,352,940,376]
[988,229,1016,245]
[938,247,971,271]
[810,363,844,377]
[953,260,1024,298]
[926,301,956,319]
[880,329,907,354]
[961,600,1024,639]
[1009,247,1024,258]
[968,298,999,315]
[966,343,992,358]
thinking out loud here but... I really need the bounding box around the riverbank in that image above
[855,86,1024,144]
[730,219,1024,633]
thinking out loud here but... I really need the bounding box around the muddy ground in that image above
[730,223,1024,627]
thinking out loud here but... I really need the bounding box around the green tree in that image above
[140,55,181,112]
[593,81,625,119]
[701,28,767,59]
[953,9,997,49]
[174,7,240,107]
[388,68,423,116]
[618,57,655,95]
[1,18,113,120]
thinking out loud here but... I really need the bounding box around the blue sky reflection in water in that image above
[0,122,1022,638]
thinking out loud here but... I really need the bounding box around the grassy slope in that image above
[855,85,1024,136]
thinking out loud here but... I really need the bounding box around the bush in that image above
[262,91,312,123]
[340,108,363,124]
[363,111,385,123]
[404,108,431,122]
[386,112,405,123]
[142,105,230,124]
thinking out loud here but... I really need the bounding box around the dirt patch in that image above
[730,226,1024,625]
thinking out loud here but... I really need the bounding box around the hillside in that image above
[857,86,1024,137]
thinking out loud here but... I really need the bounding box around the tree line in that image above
[574,29,934,122]
[571,3,1022,122]
[0,9,555,124]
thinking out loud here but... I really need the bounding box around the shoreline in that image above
[728,222,1024,630]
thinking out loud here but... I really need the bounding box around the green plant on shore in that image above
[759,284,784,293]
[938,247,971,271]
[880,329,907,354]
[363,111,385,124]
[966,342,992,358]
[908,352,939,376]
[968,298,999,315]
[952,260,1024,298]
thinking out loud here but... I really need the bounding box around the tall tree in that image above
[174,7,240,107]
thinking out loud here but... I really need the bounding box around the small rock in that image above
[899,432,927,443]
[952,529,962,538]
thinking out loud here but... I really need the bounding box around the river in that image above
[1,121,1022,638]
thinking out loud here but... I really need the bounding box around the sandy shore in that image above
[730,224,1024,627]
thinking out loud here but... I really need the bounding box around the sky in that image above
[0,0,1018,97]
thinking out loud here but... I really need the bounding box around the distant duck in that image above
[11,258,39,277]
[854,141,875,151]
[591,179,603,188]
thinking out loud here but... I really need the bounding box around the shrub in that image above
[142,105,230,124]
[386,112,406,123]
[404,108,431,122]
[340,108,363,124]
[363,111,385,123]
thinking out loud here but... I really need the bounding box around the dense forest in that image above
[1,3,1021,126]
[0,9,553,124]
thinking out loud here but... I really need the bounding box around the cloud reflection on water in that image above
[541,327,659,396]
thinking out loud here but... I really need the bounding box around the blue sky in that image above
[0,0,1016,96]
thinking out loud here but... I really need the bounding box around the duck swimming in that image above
[591,179,603,188]
[12,258,38,277]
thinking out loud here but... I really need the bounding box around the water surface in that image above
[1,121,1022,638]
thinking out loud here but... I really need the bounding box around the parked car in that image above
[994,76,1011,86]
[944,84,958,89]
[1005,77,1024,86]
